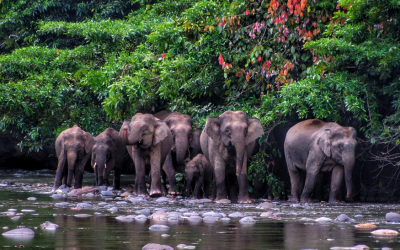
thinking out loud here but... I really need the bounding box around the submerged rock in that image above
[21,209,35,213]
[385,212,400,222]
[142,243,173,250]
[355,224,377,229]
[27,197,37,201]
[371,229,399,236]
[11,216,20,220]
[74,214,92,218]
[256,202,274,209]
[334,214,356,223]
[239,216,256,224]
[55,202,70,207]
[229,212,245,218]
[315,217,332,223]
[330,244,369,250]
[215,199,231,204]
[40,221,59,230]
[2,228,35,236]
[115,215,135,222]
[76,203,92,209]
[149,225,170,231]
[136,208,151,215]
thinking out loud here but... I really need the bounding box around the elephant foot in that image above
[168,191,177,195]
[150,190,162,198]
[238,199,252,204]
[288,195,299,202]
[300,197,313,203]
[137,191,149,197]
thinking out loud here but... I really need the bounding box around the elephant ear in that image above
[153,120,169,146]
[246,118,264,145]
[190,128,202,149]
[318,129,332,157]
[84,132,94,154]
[55,132,64,158]
[205,117,220,142]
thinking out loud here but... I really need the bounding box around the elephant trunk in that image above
[67,151,77,171]
[175,135,188,167]
[233,138,246,177]
[95,158,106,185]
[343,151,355,199]
[121,126,129,145]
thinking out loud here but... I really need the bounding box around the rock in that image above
[40,221,58,230]
[3,226,9,229]
[136,208,151,215]
[101,191,116,196]
[203,211,223,218]
[188,199,201,204]
[300,217,314,221]
[239,216,256,224]
[55,202,70,207]
[187,215,202,222]
[51,194,63,199]
[315,217,332,223]
[183,212,198,217]
[85,193,95,197]
[21,209,35,213]
[98,202,108,206]
[135,215,148,221]
[2,228,35,236]
[152,210,168,220]
[177,244,187,249]
[2,211,16,216]
[69,186,100,197]
[142,243,174,250]
[161,234,170,237]
[198,198,212,203]
[97,186,108,191]
[355,224,377,229]
[385,212,400,222]
[371,229,399,236]
[229,212,245,218]
[334,214,356,223]
[120,192,131,197]
[168,212,182,217]
[116,215,135,222]
[330,245,369,250]
[354,215,363,218]
[271,202,280,205]
[256,202,274,209]
[76,203,92,209]
[149,225,170,231]
[11,216,20,220]
[116,201,128,205]
[107,207,119,213]
[8,209,17,212]
[215,199,231,204]
[74,214,92,218]
[156,197,170,203]
[94,212,102,216]
[184,246,196,249]
[27,197,37,201]
[203,216,218,223]
[260,212,274,218]
[177,208,189,213]
[168,216,179,221]
[220,217,231,222]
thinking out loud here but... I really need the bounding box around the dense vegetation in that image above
[1,0,399,197]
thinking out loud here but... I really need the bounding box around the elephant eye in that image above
[225,129,230,135]
[244,128,248,136]
[171,130,174,136]
[338,145,343,152]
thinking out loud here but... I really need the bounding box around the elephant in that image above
[154,110,202,194]
[53,125,94,191]
[91,128,127,189]
[200,110,264,203]
[120,113,173,197]
[184,154,213,199]
[284,119,357,203]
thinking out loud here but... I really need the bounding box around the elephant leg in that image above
[162,152,177,195]
[301,170,318,202]
[203,179,211,199]
[113,167,122,190]
[214,158,228,201]
[54,162,66,191]
[313,172,324,202]
[133,149,147,196]
[74,166,84,189]
[67,168,74,188]
[149,145,162,197]
[193,176,203,199]
[227,174,239,203]
[329,165,344,203]
[238,152,251,203]
[287,166,301,202]
[210,178,217,200]
[161,171,168,196]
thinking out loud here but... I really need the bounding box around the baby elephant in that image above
[185,154,213,199]
[91,128,127,189]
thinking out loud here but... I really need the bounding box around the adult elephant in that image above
[154,110,201,194]
[120,113,173,197]
[284,119,357,203]
[53,125,94,191]
[91,128,127,189]
[200,111,264,203]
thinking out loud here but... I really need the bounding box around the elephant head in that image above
[318,126,357,199]
[91,128,117,186]
[121,113,169,148]
[184,157,203,196]
[205,111,264,176]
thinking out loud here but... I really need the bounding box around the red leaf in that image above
[218,54,224,65]
[257,56,262,62]
[267,61,271,68]
[246,9,250,15]
[162,53,167,59]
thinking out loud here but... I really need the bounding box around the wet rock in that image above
[355,224,377,229]
[97,186,107,191]
[40,221,58,230]
[385,212,400,222]
[98,202,108,206]
[215,199,231,204]
[85,193,95,197]
[177,244,187,249]
[315,217,332,223]
[256,202,274,209]
[135,215,148,221]
[187,215,202,222]
[129,198,144,203]
[239,216,256,224]
[11,216,20,220]
[168,216,179,221]
[203,211,223,218]
[382,248,393,250]
[2,228,35,236]
[74,214,92,218]
[168,212,182,217]
[142,243,174,250]
[354,215,363,218]
[2,212,16,216]
[260,212,274,218]
[199,198,212,203]
[203,216,218,223]
[330,245,369,250]
[76,203,92,209]
[27,197,37,201]
[300,217,315,221]
[3,226,9,229]
[177,208,189,213]
[51,194,63,199]
[229,212,245,218]
[334,214,356,223]
[101,190,116,196]
[69,186,100,197]
[152,210,168,220]
[371,229,399,236]
[220,217,231,222]
[156,197,170,203]
[136,208,151,215]
[21,209,35,213]
[184,246,196,249]
[161,234,170,237]
[108,207,119,213]
[8,209,17,212]
[149,225,170,231]
[183,212,198,216]
[116,215,135,222]
[94,212,102,216]
[116,201,128,205]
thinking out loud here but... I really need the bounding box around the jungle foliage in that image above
[1,0,399,193]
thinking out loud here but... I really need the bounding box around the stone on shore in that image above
[142,243,174,250]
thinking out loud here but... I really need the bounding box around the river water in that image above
[0,169,399,249]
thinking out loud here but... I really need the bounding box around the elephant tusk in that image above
[94,163,96,168]
[105,163,107,169]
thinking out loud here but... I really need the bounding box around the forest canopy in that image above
[0,0,399,163]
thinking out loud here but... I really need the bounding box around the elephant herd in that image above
[53,110,357,203]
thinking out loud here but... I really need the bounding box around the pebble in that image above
[215,199,231,204]
[76,203,92,208]
[315,217,332,223]
[135,215,148,221]
[40,221,59,230]
[108,207,119,213]
[156,197,170,203]
[74,214,92,218]
[229,212,245,218]
[101,191,116,196]
[149,225,170,231]
[21,209,35,213]
[371,229,399,236]
[98,202,108,206]
[142,243,173,250]
[330,245,369,250]
[177,208,189,213]
[385,212,400,222]
[116,201,128,205]
[2,228,35,236]
[187,215,202,222]
[184,246,196,249]
[11,216,20,220]
[239,216,256,224]
[55,202,70,207]
[354,214,363,218]
[129,198,144,203]
[161,234,170,237]
[260,212,274,218]
[8,209,17,212]
[220,217,231,222]
[27,197,37,201]
[203,211,223,218]
[177,244,187,249]
[334,214,356,223]
[136,208,151,215]
[120,192,131,197]
[256,202,274,209]
[199,198,212,203]
[203,216,218,223]
[115,215,135,222]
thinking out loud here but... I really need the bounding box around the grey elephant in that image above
[120,113,173,197]
[53,125,94,191]
[184,154,213,199]
[200,111,264,203]
[154,110,202,194]
[91,128,127,189]
[284,119,357,203]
